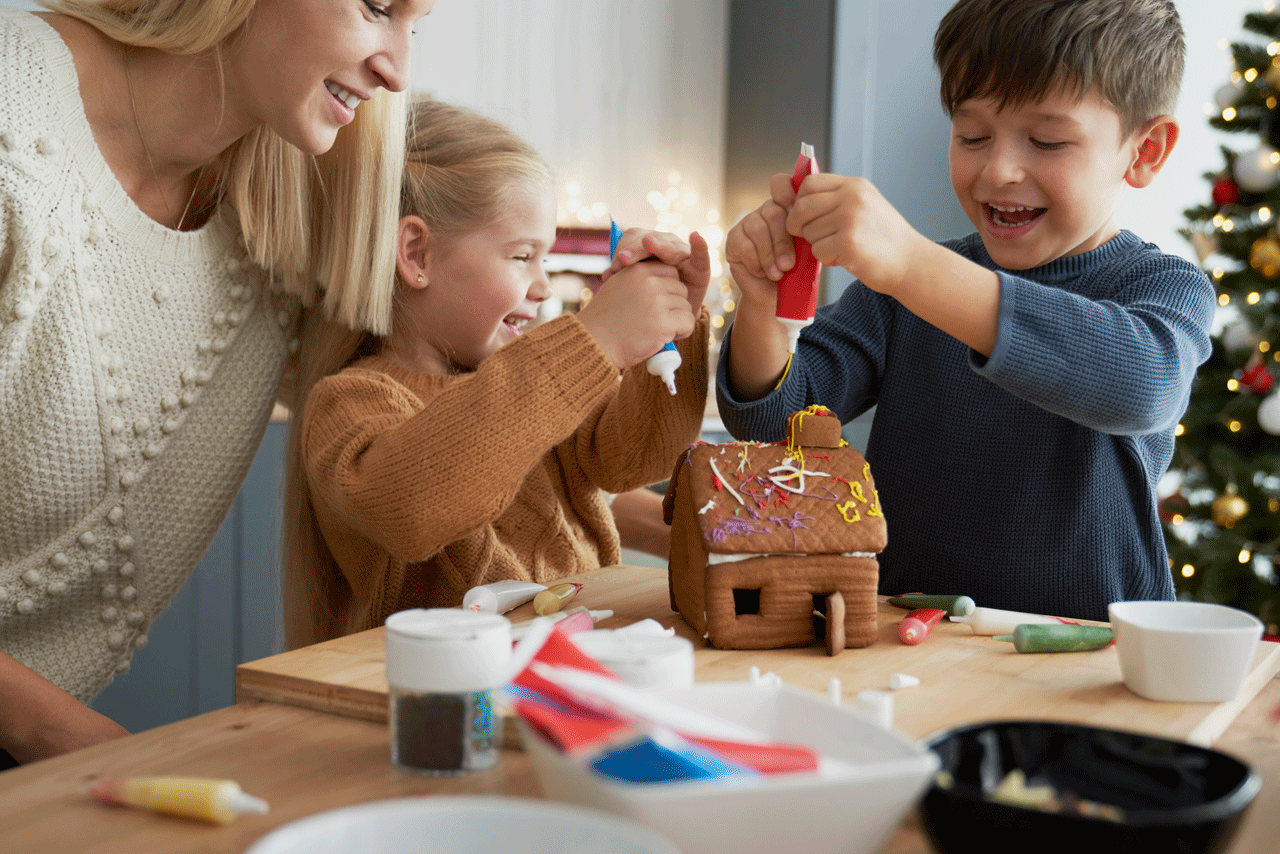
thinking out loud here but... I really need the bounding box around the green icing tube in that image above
[993,624,1114,653]
[886,594,976,616]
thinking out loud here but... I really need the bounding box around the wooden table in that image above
[0,564,1275,853]
[239,564,1280,747]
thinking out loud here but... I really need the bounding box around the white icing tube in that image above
[462,580,546,614]
[949,606,1066,635]
[646,344,681,395]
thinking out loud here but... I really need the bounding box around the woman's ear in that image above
[396,215,431,290]
[1125,115,1179,189]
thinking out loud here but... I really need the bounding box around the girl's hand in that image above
[604,229,711,315]
[578,261,695,370]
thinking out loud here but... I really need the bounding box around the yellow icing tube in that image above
[89,776,269,824]
[533,582,583,616]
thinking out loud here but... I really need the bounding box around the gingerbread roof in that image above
[664,407,887,556]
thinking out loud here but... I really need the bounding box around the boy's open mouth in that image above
[985,203,1046,230]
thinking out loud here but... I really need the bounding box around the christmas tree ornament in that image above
[1233,142,1280,192]
[1240,360,1275,395]
[1212,176,1240,207]
[1189,230,1220,264]
[1158,491,1189,523]
[1214,79,1244,110]
[1221,318,1258,352]
[1259,391,1280,435]
[1211,488,1250,528]
[1250,235,1280,276]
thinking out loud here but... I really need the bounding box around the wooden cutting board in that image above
[236,564,1280,746]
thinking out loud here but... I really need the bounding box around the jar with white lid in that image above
[384,608,512,776]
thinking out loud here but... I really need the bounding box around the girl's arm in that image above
[0,652,129,764]
[303,315,620,563]
[570,307,710,494]
[610,487,671,560]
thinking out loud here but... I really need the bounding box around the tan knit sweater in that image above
[302,311,708,636]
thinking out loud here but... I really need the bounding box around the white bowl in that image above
[242,795,680,854]
[520,682,939,854]
[1108,600,1264,703]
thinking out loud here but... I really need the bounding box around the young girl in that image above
[283,98,711,647]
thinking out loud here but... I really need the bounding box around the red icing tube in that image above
[775,142,821,353]
[898,608,947,645]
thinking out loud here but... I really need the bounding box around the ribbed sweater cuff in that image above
[523,315,619,412]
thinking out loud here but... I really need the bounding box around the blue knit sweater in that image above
[716,231,1216,621]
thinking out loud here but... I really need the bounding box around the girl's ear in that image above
[396,215,431,289]
[1125,115,1179,189]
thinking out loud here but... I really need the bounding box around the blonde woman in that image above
[0,0,432,766]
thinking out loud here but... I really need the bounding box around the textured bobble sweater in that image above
[302,311,709,638]
[0,10,297,702]
[717,231,1216,622]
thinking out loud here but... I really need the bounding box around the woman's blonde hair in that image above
[43,0,405,333]
[282,96,553,647]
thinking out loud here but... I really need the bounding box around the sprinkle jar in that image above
[384,608,512,776]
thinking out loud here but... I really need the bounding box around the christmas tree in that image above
[1167,9,1280,636]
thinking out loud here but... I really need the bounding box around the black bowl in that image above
[920,720,1260,854]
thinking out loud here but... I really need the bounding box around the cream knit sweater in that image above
[0,10,298,702]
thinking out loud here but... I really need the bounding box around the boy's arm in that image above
[722,188,799,400]
[975,257,1214,434]
[786,172,1000,357]
[722,173,1000,405]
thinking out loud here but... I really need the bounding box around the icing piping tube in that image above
[534,582,583,615]
[992,624,1115,653]
[89,776,268,824]
[898,608,947,645]
[462,580,546,614]
[775,142,821,353]
[611,220,680,394]
[950,606,1073,636]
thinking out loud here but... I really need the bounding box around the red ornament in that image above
[1159,491,1189,523]
[1213,177,1240,207]
[1241,362,1275,395]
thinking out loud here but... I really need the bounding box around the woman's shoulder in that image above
[0,10,81,125]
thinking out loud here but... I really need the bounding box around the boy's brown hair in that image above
[933,0,1184,136]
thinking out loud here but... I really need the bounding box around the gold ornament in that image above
[1250,235,1280,278]
[1211,489,1250,527]
[1189,230,1219,264]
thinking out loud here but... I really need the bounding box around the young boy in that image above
[715,0,1215,621]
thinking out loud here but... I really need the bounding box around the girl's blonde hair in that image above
[43,0,405,333]
[282,96,553,648]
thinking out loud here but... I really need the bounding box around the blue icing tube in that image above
[610,220,680,395]
[589,731,757,784]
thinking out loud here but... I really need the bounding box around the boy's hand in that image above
[578,260,696,370]
[725,183,795,309]
[784,173,928,296]
[604,228,711,315]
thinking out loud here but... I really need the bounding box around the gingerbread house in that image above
[662,406,887,654]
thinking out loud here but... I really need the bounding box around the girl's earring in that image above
[416,274,424,283]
